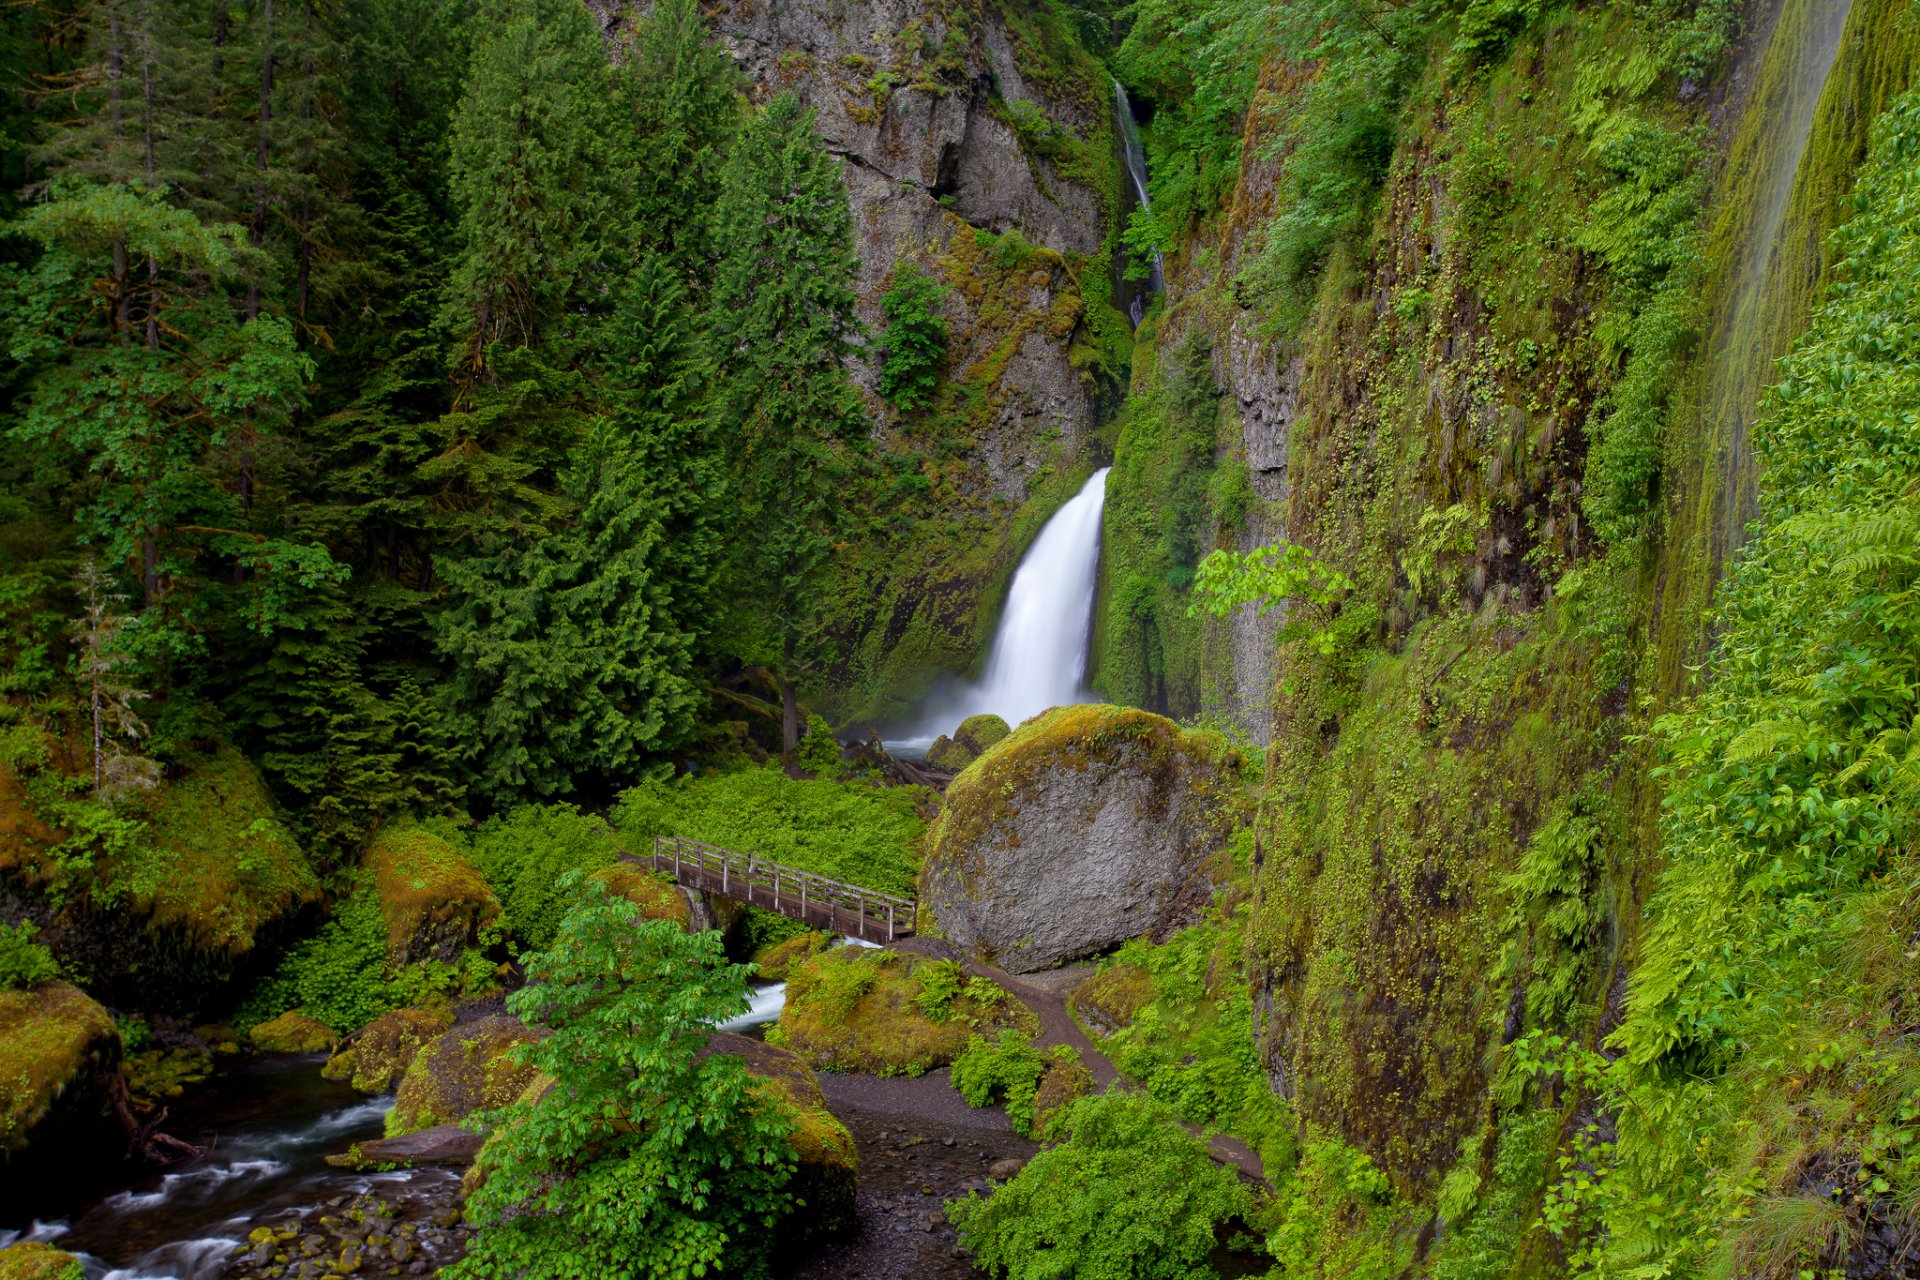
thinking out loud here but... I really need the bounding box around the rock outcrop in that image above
[323,1006,454,1094]
[0,983,119,1156]
[366,827,502,966]
[388,1014,542,1136]
[921,705,1249,972]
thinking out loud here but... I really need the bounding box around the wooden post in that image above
[801,878,808,925]
[674,837,682,881]
[888,902,895,942]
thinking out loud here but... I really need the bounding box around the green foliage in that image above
[878,265,950,410]
[0,923,58,991]
[1188,541,1355,654]
[1263,1138,1406,1280]
[621,0,741,278]
[612,765,927,897]
[450,878,797,1280]
[464,803,625,954]
[1498,790,1610,1027]
[950,1030,1049,1136]
[948,1091,1251,1280]
[794,714,846,780]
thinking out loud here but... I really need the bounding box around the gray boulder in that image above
[920,705,1251,972]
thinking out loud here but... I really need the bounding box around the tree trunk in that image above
[248,0,274,320]
[781,633,800,759]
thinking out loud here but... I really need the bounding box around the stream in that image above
[0,1055,460,1279]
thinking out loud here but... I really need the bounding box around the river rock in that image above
[0,1241,86,1280]
[0,982,119,1156]
[323,1006,453,1094]
[388,1014,542,1136]
[926,713,1013,772]
[920,705,1251,972]
[249,1009,338,1054]
[366,826,501,966]
[327,1124,484,1171]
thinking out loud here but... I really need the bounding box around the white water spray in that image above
[897,468,1110,748]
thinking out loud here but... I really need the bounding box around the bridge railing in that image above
[643,835,916,943]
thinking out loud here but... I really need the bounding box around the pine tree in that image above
[708,93,867,754]
[620,0,739,281]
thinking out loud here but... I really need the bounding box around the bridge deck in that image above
[642,835,916,944]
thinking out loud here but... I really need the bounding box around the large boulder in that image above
[0,983,119,1155]
[926,712,1014,773]
[248,1009,338,1054]
[920,705,1251,972]
[775,946,1032,1076]
[704,1031,858,1245]
[388,1014,541,1136]
[367,827,502,966]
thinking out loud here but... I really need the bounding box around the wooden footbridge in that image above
[643,835,916,943]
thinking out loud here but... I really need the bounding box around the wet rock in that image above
[988,1157,1025,1179]
[922,705,1251,972]
[323,1007,453,1094]
[0,1240,88,1280]
[0,982,120,1156]
[250,1009,339,1055]
[388,1014,542,1135]
[327,1124,483,1171]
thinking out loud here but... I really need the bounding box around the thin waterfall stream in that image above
[1113,82,1163,328]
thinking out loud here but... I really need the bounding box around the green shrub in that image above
[948,1091,1251,1279]
[466,803,624,953]
[0,923,58,990]
[878,266,949,411]
[612,764,927,896]
[950,1029,1050,1135]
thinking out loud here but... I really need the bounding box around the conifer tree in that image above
[708,93,867,754]
[621,0,739,280]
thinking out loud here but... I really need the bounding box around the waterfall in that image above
[1113,82,1164,328]
[895,468,1111,747]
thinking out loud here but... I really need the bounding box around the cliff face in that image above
[597,0,1127,724]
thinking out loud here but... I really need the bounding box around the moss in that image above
[1030,1048,1093,1133]
[776,947,1035,1077]
[124,1046,213,1106]
[924,735,977,772]
[0,1243,84,1280]
[387,1014,540,1137]
[322,1006,454,1094]
[587,862,691,930]
[753,930,828,981]
[0,982,117,1154]
[366,825,501,965]
[1069,962,1154,1037]
[955,713,1010,752]
[249,1009,338,1054]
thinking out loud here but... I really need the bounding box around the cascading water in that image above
[1113,83,1164,328]
[895,467,1111,749]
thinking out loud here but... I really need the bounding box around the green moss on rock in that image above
[0,982,118,1155]
[323,1006,454,1094]
[388,1014,541,1137]
[249,1009,338,1054]
[1069,962,1154,1037]
[776,947,1034,1076]
[753,930,828,981]
[706,1029,858,1244]
[0,1242,84,1280]
[366,826,501,965]
[588,862,691,931]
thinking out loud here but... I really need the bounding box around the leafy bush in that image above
[949,1030,1084,1137]
[0,922,59,990]
[465,803,624,953]
[450,878,797,1278]
[877,266,949,410]
[612,764,928,896]
[948,1091,1251,1280]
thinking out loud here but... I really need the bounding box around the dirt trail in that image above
[891,937,1267,1183]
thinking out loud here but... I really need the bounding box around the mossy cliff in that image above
[1083,0,1920,1271]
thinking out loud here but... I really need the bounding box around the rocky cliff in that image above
[595,0,1129,723]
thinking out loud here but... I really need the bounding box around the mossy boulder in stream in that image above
[921,705,1249,972]
[925,713,1013,772]
[0,982,119,1155]
[0,1242,84,1280]
[388,1014,541,1136]
[775,946,1033,1076]
[248,1009,338,1054]
[753,929,828,981]
[367,827,502,965]
[323,1006,454,1094]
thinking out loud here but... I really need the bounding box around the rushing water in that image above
[0,1055,457,1279]
[1113,81,1164,328]
[893,467,1110,752]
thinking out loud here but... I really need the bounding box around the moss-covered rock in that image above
[753,930,828,981]
[775,947,1034,1076]
[124,1046,214,1107]
[705,1030,858,1244]
[588,862,691,930]
[249,1009,338,1054]
[925,713,1015,773]
[323,1006,454,1094]
[0,1242,84,1280]
[1031,1048,1094,1133]
[366,827,501,966]
[0,982,118,1155]
[1069,962,1154,1037]
[388,1014,541,1136]
[924,735,975,772]
[921,705,1250,972]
